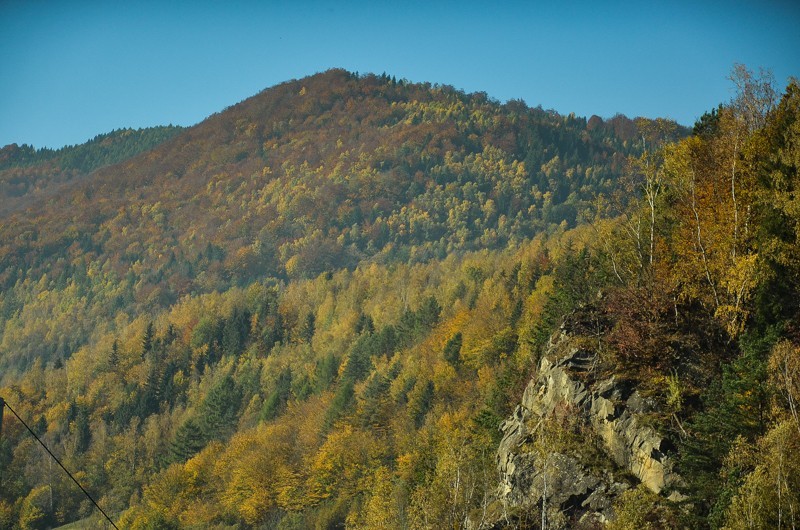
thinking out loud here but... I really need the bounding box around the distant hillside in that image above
[0,126,183,213]
[0,69,683,374]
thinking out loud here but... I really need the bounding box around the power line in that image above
[0,397,119,530]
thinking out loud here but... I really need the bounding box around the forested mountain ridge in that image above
[0,68,678,377]
[0,126,184,213]
[3,67,798,530]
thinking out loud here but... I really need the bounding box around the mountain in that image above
[0,69,678,376]
[3,67,797,530]
[0,126,183,214]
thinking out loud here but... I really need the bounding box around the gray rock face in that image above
[490,329,681,526]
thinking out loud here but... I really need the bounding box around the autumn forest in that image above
[1,67,799,529]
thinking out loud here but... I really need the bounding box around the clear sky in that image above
[1,0,799,149]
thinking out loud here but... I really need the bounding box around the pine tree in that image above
[409,380,435,428]
[355,313,375,335]
[300,311,316,343]
[315,353,340,393]
[324,379,355,431]
[168,418,206,463]
[109,338,119,370]
[261,368,293,421]
[142,321,155,357]
[443,332,463,367]
[199,374,242,441]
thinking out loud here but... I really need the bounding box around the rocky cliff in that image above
[486,320,683,528]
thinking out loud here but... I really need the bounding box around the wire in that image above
[1,399,120,530]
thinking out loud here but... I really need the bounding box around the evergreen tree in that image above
[300,311,316,343]
[109,338,119,370]
[261,368,293,421]
[73,408,91,453]
[324,379,355,431]
[409,380,435,428]
[168,418,206,463]
[199,374,242,441]
[342,336,373,382]
[359,374,391,430]
[680,330,775,525]
[355,313,375,335]
[222,308,250,356]
[142,322,154,356]
[315,353,340,392]
[443,332,463,367]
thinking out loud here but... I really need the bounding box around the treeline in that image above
[0,126,184,172]
[0,126,183,210]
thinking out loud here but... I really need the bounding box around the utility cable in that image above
[0,398,120,529]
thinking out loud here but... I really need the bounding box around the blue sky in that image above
[1,0,799,149]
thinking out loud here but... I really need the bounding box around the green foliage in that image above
[0,126,183,212]
[354,313,375,335]
[693,105,722,138]
[530,247,599,350]
[0,126,183,172]
[199,373,243,441]
[358,373,392,430]
[416,296,442,329]
[679,329,776,525]
[751,80,800,330]
[396,296,442,347]
[325,379,355,431]
[223,307,251,356]
[443,332,463,367]
[408,379,435,428]
[168,418,206,464]
[142,321,154,355]
[314,353,340,393]
[72,405,92,453]
[300,311,316,343]
[342,335,377,383]
[262,368,293,421]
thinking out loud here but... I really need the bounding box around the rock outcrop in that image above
[487,324,682,527]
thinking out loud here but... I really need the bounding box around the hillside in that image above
[0,126,183,214]
[2,67,798,530]
[0,69,678,377]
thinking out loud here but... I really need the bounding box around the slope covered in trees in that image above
[0,69,675,378]
[0,126,184,213]
[3,66,798,529]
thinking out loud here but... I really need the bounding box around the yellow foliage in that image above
[349,466,403,530]
[307,424,381,503]
[138,464,196,522]
[716,253,760,337]
[213,423,299,524]
[723,420,800,530]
